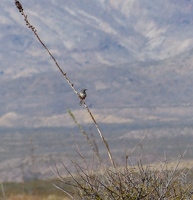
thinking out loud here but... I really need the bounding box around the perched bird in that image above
[79,89,87,106]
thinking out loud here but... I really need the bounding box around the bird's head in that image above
[81,89,87,93]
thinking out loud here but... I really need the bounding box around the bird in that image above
[79,89,87,106]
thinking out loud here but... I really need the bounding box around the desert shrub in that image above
[52,147,193,200]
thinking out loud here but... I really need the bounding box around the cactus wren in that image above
[79,89,87,106]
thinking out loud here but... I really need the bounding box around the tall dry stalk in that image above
[14,0,116,169]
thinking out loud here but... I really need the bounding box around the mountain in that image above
[1,0,193,128]
[2,0,193,182]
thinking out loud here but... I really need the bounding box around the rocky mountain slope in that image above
[1,0,193,127]
[1,0,193,182]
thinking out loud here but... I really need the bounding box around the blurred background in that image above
[1,0,193,182]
